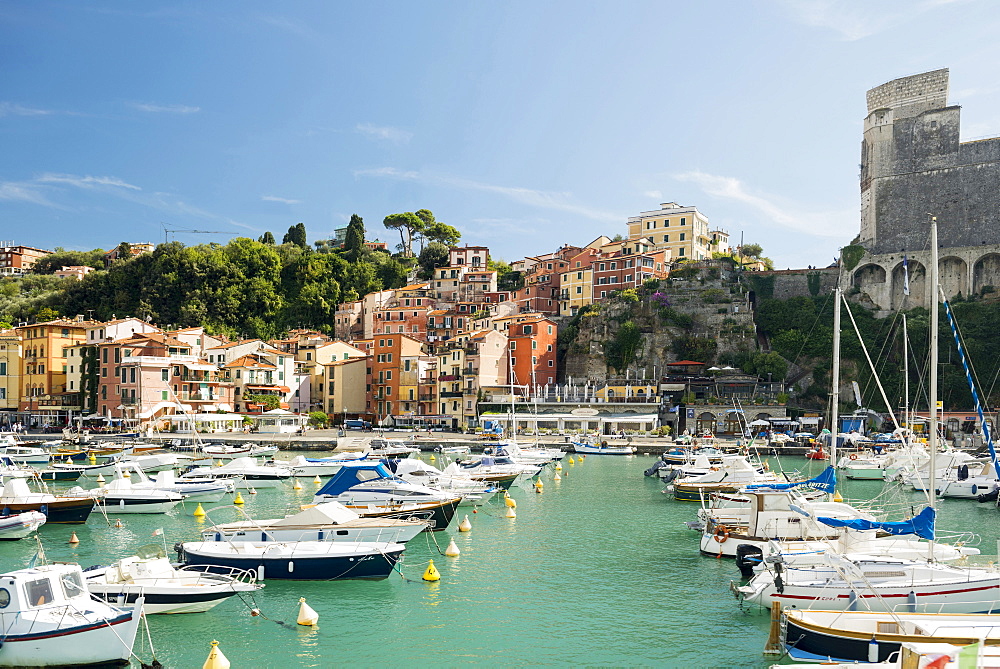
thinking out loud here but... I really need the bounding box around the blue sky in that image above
[2,0,999,268]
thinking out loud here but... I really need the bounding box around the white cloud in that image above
[642,190,663,200]
[674,170,849,238]
[354,167,620,222]
[129,102,201,114]
[0,102,54,117]
[355,123,413,144]
[36,173,141,190]
[261,195,301,205]
[0,181,56,206]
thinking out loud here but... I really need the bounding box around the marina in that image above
[0,444,996,667]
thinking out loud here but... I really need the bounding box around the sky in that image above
[3,0,1000,269]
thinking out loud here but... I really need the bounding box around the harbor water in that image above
[6,453,1000,668]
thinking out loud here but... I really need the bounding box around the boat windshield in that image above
[135,543,167,560]
[26,578,54,607]
[60,570,86,599]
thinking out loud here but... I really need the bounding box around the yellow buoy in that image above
[554,462,562,471]
[534,479,544,492]
[69,532,80,545]
[313,476,321,484]
[503,492,516,508]
[444,538,461,557]
[202,640,230,669]
[833,490,843,503]
[423,559,441,582]
[233,492,245,505]
[193,503,206,517]
[297,597,319,626]
[505,506,517,518]
[568,457,575,465]
[293,479,303,491]
[96,474,106,484]
[553,471,562,481]
[429,454,436,462]
[458,515,472,532]
[113,518,123,528]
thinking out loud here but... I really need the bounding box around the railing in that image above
[440,391,463,398]
[438,375,459,382]
[176,392,222,401]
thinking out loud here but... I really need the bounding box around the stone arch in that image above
[853,263,887,288]
[696,411,716,434]
[891,259,926,309]
[938,255,968,301]
[973,253,1000,297]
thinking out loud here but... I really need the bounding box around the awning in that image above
[202,404,217,412]
[217,403,232,412]
[245,385,290,393]
[138,401,184,419]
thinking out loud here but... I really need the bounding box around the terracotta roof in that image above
[225,354,277,369]
[668,360,705,366]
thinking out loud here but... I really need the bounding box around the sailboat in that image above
[736,218,1000,615]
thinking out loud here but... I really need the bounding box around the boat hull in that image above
[100,496,182,514]
[89,585,243,614]
[181,545,404,580]
[0,498,95,524]
[348,497,460,531]
[0,608,141,667]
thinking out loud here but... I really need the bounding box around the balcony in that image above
[440,391,463,398]
[177,391,223,402]
[438,374,459,382]
[179,373,225,383]
[418,394,437,401]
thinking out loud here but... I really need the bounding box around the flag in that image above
[958,642,980,669]
[903,254,910,296]
[152,528,164,537]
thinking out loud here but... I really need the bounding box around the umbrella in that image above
[749,419,771,427]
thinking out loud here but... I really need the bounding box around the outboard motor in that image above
[977,489,999,503]
[644,460,667,477]
[735,544,764,579]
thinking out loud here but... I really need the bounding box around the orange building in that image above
[0,243,51,277]
[370,333,425,421]
[503,315,558,388]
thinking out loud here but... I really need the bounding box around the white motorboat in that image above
[936,459,999,499]
[120,465,233,502]
[386,458,501,505]
[905,451,987,491]
[85,544,262,614]
[178,540,406,580]
[202,442,279,459]
[669,454,783,501]
[0,510,46,540]
[76,466,184,514]
[735,550,1000,614]
[201,501,429,544]
[284,453,366,477]
[180,456,293,488]
[0,563,144,667]
[365,438,419,458]
[314,461,462,530]
[0,444,49,465]
[481,439,565,464]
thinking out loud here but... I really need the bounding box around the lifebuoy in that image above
[849,454,858,461]
[714,525,730,543]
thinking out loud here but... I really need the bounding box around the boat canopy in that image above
[815,505,936,541]
[272,502,359,526]
[745,466,836,493]
[315,461,395,497]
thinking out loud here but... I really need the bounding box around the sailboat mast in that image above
[928,216,939,557]
[831,285,841,468]
[903,313,909,441]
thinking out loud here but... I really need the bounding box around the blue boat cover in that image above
[745,466,836,493]
[815,506,936,541]
[315,461,395,497]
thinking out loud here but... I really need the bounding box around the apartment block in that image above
[0,329,21,415]
[627,202,714,260]
[0,243,52,277]
[16,318,92,421]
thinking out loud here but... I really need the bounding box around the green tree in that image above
[740,243,763,258]
[32,249,106,274]
[382,212,424,257]
[34,306,60,322]
[308,411,329,428]
[283,223,308,249]
[259,231,276,244]
[604,320,642,373]
[671,334,718,362]
[245,393,281,410]
[344,214,366,261]
[417,242,450,279]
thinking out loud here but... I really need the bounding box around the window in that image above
[510,341,516,350]
[161,369,169,381]
[26,578,54,607]
[663,235,669,242]
[0,362,5,376]
[679,248,686,257]
[576,286,582,294]
[680,233,686,241]
[548,360,554,367]
[102,348,107,363]
[680,217,687,225]
[600,291,607,298]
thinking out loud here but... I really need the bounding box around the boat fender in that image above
[972,484,978,495]
[773,562,784,595]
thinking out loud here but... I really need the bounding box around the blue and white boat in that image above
[314,461,461,531]
[178,540,405,580]
[0,562,144,666]
[571,435,636,455]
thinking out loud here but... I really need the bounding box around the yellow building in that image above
[16,318,91,423]
[627,202,713,260]
[322,356,369,418]
[559,266,593,317]
[0,329,22,415]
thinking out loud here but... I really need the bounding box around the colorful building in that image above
[627,202,714,260]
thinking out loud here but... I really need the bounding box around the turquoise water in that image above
[6,454,1000,668]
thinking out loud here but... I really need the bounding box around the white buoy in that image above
[249,487,258,494]
[553,471,562,481]
[293,479,303,491]
[458,515,472,532]
[297,597,319,626]
[444,538,461,557]
[505,506,516,518]
[96,474,106,484]
[313,476,321,484]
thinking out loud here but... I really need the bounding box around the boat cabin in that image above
[0,564,90,615]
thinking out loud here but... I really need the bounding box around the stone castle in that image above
[851,68,1000,311]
